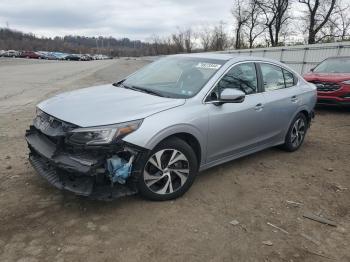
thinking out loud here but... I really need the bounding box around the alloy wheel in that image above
[143,149,190,195]
[291,117,306,148]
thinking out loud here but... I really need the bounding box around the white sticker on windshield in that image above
[195,62,221,70]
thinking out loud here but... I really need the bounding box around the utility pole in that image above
[96,38,99,54]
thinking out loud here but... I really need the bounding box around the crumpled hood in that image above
[38,84,185,127]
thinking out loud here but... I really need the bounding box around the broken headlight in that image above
[67,120,142,145]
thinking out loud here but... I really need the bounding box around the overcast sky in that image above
[0,0,234,40]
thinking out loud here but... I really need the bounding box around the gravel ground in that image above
[0,57,349,262]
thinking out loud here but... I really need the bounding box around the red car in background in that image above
[304,56,350,106]
[20,51,41,59]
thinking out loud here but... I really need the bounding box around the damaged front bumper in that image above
[25,125,146,200]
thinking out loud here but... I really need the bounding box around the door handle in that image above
[291,95,298,103]
[254,103,264,111]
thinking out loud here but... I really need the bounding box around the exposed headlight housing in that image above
[67,120,142,145]
[342,80,350,85]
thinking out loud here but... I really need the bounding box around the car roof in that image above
[324,56,350,59]
[174,52,283,64]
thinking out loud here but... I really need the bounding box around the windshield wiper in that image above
[127,85,166,97]
[132,86,166,97]
[113,82,168,97]
[112,80,125,87]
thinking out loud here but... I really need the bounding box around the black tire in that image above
[282,113,308,152]
[137,137,198,201]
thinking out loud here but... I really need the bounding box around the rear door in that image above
[258,63,300,142]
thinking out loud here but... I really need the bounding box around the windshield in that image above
[122,56,225,98]
[314,57,350,73]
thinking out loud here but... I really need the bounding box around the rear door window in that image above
[260,63,285,91]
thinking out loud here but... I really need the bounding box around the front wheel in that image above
[137,138,198,201]
[282,113,308,152]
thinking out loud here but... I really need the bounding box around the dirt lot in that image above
[0,57,349,262]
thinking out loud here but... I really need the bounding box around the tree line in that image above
[0,28,164,57]
[232,0,350,49]
[1,0,349,57]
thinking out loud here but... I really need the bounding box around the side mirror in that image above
[219,88,245,103]
[310,68,314,72]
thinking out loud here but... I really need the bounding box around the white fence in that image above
[223,41,350,74]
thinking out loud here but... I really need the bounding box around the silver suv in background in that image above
[26,54,317,201]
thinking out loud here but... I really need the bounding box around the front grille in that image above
[308,81,341,92]
[317,98,337,104]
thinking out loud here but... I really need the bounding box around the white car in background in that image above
[4,50,20,57]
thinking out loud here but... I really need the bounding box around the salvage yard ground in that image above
[0,57,349,262]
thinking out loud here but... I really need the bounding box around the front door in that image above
[206,62,267,163]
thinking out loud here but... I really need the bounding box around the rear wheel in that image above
[137,138,198,201]
[282,113,308,152]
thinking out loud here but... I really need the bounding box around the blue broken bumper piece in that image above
[106,155,134,184]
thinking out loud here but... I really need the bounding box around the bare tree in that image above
[150,34,161,55]
[199,26,212,51]
[184,29,195,53]
[336,3,350,40]
[163,37,175,54]
[245,0,265,48]
[323,1,350,41]
[172,29,185,53]
[299,0,337,44]
[258,0,290,47]
[210,21,230,51]
[232,0,249,49]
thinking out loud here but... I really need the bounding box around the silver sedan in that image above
[26,54,317,201]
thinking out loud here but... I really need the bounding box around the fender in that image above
[284,105,312,136]
[145,123,207,165]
